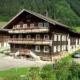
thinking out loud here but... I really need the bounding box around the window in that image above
[13,35,16,38]
[53,46,57,52]
[26,35,31,39]
[13,25,16,29]
[44,22,49,27]
[58,45,60,51]
[54,35,57,41]
[35,46,40,52]
[44,46,49,52]
[44,35,49,39]
[23,24,27,28]
[13,44,15,48]
[58,35,61,41]
[62,35,66,41]
[19,35,22,38]
[38,23,43,27]
[64,45,66,50]
[30,23,34,27]
[36,34,40,39]
[62,45,64,51]
[17,25,20,28]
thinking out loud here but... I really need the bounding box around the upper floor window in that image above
[30,23,34,27]
[23,24,27,28]
[44,22,49,27]
[54,34,57,41]
[17,25,20,28]
[58,35,61,41]
[13,35,16,38]
[18,35,22,38]
[26,35,31,39]
[38,23,43,27]
[62,35,66,41]
[13,25,16,29]
[44,35,49,40]
[36,34,40,39]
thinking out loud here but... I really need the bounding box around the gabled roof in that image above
[4,9,70,29]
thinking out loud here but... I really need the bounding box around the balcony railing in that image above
[8,38,52,46]
[9,27,49,33]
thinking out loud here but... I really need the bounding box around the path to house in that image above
[0,54,52,71]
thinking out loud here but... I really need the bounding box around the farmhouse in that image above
[3,9,80,60]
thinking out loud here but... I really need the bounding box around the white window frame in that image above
[53,46,57,52]
[36,34,40,39]
[44,22,49,27]
[64,45,66,50]
[30,23,34,28]
[58,45,60,52]
[23,24,27,28]
[38,23,43,27]
[26,35,31,39]
[17,25,20,28]
[35,46,40,52]
[44,46,49,52]
[62,45,64,51]
[44,34,49,40]
[54,34,57,41]
[58,35,61,41]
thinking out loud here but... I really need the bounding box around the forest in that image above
[0,0,80,27]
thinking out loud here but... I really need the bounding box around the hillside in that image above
[0,0,80,27]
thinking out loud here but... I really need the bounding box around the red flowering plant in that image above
[18,38,23,41]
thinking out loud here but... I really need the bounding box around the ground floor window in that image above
[58,45,60,51]
[35,46,40,52]
[53,46,57,52]
[44,46,49,52]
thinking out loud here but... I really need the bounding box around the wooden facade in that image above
[3,9,80,58]
[0,28,9,48]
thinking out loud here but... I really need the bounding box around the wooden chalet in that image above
[3,9,80,60]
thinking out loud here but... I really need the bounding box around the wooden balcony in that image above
[9,27,49,33]
[8,38,52,46]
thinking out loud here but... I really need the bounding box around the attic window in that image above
[44,22,49,27]
[26,15,31,18]
[23,24,27,28]
[17,25,20,28]
[38,23,43,27]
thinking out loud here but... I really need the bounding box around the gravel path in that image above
[0,55,52,71]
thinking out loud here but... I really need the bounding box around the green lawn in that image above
[0,21,7,27]
[73,27,80,33]
[0,67,29,77]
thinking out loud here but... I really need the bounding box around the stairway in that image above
[29,51,41,61]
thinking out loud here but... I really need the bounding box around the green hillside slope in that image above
[0,0,80,27]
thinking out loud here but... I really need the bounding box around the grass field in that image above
[73,27,80,33]
[0,67,29,77]
[0,21,7,27]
